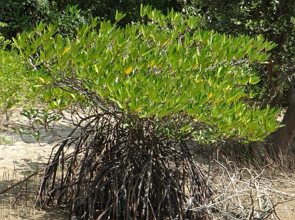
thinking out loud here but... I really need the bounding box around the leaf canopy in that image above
[13,6,279,141]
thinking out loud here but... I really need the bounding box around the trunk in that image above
[271,82,295,162]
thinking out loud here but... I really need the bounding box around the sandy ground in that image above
[0,110,70,219]
[0,132,54,171]
[0,109,71,172]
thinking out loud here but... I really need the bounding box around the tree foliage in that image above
[52,0,183,23]
[0,0,53,38]
[0,0,92,39]
[182,0,295,162]
[0,0,185,39]
[14,6,279,142]
[0,47,32,111]
[186,0,295,103]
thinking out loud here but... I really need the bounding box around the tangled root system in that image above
[37,110,212,219]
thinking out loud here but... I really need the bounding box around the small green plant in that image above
[14,108,62,142]
[20,108,62,131]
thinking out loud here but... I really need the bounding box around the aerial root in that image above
[37,112,212,219]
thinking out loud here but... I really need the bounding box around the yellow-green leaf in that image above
[124,66,133,75]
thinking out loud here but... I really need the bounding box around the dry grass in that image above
[194,159,295,219]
